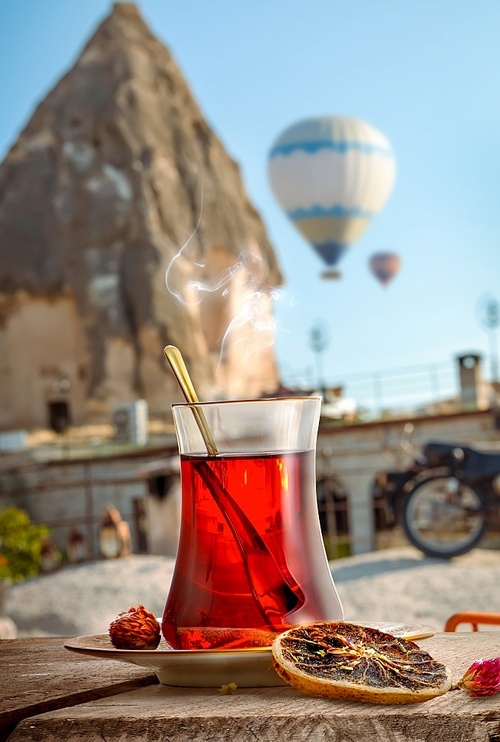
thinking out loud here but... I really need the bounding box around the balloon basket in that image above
[321,269,342,280]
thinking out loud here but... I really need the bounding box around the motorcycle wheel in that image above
[401,475,487,559]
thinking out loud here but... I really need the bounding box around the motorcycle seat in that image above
[423,442,500,480]
[462,448,500,480]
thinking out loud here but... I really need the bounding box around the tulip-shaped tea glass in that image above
[162,397,344,650]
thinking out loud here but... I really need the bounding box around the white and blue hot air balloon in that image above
[267,116,396,278]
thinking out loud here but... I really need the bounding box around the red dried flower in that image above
[459,658,500,697]
[109,604,161,650]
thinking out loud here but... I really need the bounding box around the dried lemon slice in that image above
[272,622,452,704]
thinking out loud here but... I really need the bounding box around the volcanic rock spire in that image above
[0,3,282,426]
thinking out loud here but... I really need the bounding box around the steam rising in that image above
[164,214,287,374]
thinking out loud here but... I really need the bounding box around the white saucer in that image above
[64,621,436,688]
[64,634,284,687]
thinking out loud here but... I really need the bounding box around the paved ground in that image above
[3,546,500,638]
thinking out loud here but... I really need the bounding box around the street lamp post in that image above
[477,295,500,383]
[309,322,330,397]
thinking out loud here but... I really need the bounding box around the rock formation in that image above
[0,3,283,429]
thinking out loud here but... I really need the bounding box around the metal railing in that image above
[282,358,478,419]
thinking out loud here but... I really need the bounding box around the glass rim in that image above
[171,395,322,409]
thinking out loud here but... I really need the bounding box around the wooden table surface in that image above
[2,633,500,741]
[0,637,158,741]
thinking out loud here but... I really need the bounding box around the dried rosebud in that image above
[459,658,500,697]
[109,605,161,650]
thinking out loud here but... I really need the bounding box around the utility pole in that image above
[477,294,499,382]
[309,321,330,397]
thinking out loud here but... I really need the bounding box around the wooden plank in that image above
[8,684,500,742]
[0,638,157,741]
[6,633,500,741]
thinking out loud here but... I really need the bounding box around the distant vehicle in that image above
[373,436,500,559]
[267,116,396,279]
[320,396,357,420]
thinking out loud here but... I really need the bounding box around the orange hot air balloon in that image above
[369,252,401,286]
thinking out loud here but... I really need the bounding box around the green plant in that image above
[0,506,50,583]
[323,535,351,560]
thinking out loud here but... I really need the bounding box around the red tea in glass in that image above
[162,398,343,650]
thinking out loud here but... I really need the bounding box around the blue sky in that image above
[1,0,499,410]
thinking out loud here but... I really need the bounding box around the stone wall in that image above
[1,408,498,561]
[317,408,500,554]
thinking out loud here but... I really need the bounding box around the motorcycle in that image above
[373,435,500,559]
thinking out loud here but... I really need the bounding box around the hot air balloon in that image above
[369,252,401,286]
[267,116,396,278]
